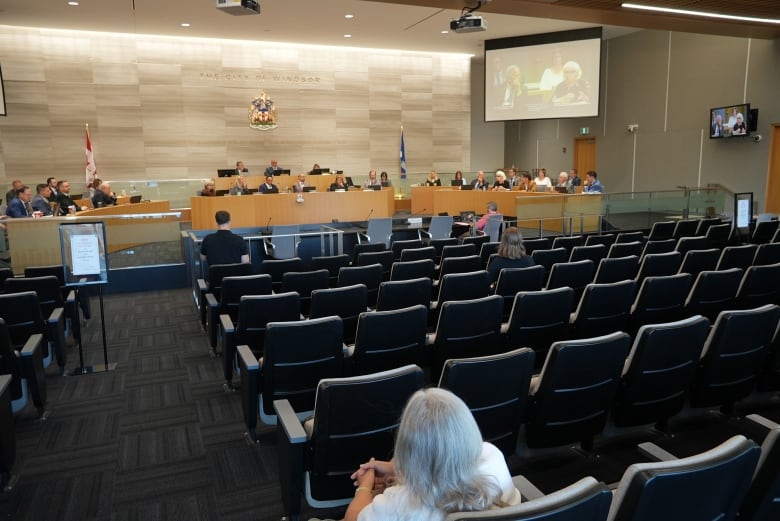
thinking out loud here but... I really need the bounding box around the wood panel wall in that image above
[0,26,471,190]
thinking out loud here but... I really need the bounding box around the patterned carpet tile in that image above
[35,412,121,452]
[118,402,199,436]
[112,457,212,506]
[18,440,119,480]
[113,491,219,521]
[125,382,192,413]
[118,424,205,470]
[215,481,281,521]
[124,367,189,389]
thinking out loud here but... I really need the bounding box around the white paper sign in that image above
[71,235,101,276]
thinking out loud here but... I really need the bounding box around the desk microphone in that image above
[365,208,374,222]
[266,217,272,233]
[409,208,427,216]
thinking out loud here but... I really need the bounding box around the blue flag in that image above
[400,127,407,179]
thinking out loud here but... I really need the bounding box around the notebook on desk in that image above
[129,195,143,203]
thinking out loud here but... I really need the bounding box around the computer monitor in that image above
[554,186,568,194]
[215,189,229,196]
[217,169,235,178]
[277,169,291,176]
[302,186,317,192]
[310,169,323,175]
[381,181,390,188]
[536,185,549,192]
[451,180,463,187]
[129,194,143,203]
[345,177,354,187]
[365,185,381,191]
[460,184,474,191]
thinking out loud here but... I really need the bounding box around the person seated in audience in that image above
[491,170,510,191]
[199,210,249,267]
[46,177,59,201]
[88,177,102,200]
[329,176,347,191]
[583,170,603,193]
[380,171,391,186]
[31,183,54,216]
[344,388,521,521]
[92,181,117,207]
[453,170,466,186]
[476,200,500,232]
[516,172,535,192]
[364,169,381,189]
[487,227,535,283]
[200,179,216,197]
[259,174,279,194]
[293,173,309,193]
[264,158,282,176]
[5,179,23,205]
[230,175,251,195]
[5,185,34,217]
[56,180,87,214]
[472,170,489,191]
[424,170,442,186]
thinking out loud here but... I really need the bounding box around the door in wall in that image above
[574,138,596,177]
[765,124,780,213]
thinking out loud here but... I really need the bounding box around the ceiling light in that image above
[441,30,449,34]
[67,1,79,5]
[344,14,354,19]
[181,23,191,27]
[621,3,780,25]
[344,34,352,38]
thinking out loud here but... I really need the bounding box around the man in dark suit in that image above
[56,180,86,214]
[264,159,281,176]
[235,161,248,175]
[5,185,33,217]
[259,175,279,194]
[31,184,54,216]
[92,181,117,207]
[4,179,22,206]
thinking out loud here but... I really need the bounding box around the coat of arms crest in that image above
[249,91,277,130]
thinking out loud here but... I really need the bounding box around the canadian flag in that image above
[85,124,97,188]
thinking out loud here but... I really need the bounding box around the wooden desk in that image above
[190,188,395,230]
[5,201,178,275]
[214,175,347,193]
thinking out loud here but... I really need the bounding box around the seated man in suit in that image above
[31,183,54,216]
[4,179,22,206]
[92,181,117,207]
[6,185,34,217]
[292,173,308,193]
[229,175,251,195]
[264,159,282,176]
[235,160,248,175]
[363,169,381,189]
[583,170,603,193]
[259,174,279,194]
[56,180,88,214]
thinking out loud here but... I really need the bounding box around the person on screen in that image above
[292,173,308,193]
[711,114,724,137]
[31,183,54,216]
[424,170,442,186]
[57,180,88,214]
[329,176,347,191]
[259,174,279,194]
[539,49,565,97]
[583,171,603,193]
[726,107,739,130]
[454,170,466,186]
[264,159,282,176]
[199,210,249,267]
[200,179,216,197]
[552,61,591,106]
[472,171,489,191]
[92,181,117,207]
[534,168,551,191]
[501,65,527,108]
[230,175,251,195]
[490,55,507,107]
[731,113,747,135]
[491,170,510,191]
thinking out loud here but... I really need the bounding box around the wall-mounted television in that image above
[484,27,602,122]
[710,103,750,138]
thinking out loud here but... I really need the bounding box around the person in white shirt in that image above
[534,168,552,191]
[343,388,521,521]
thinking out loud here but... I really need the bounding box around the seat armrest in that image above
[219,313,235,335]
[205,293,219,349]
[19,333,47,413]
[275,399,307,444]
[357,231,369,244]
[238,345,261,439]
[46,307,67,369]
[513,475,544,501]
[197,278,208,294]
[745,413,779,430]
[220,314,237,385]
[65,290,77,305]
[262,238,275,257]
[637,441,678,462]
[419,229,432,241]
[275,398,308,520]
[197,278,209,325]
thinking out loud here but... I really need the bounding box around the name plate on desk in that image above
[407,217,423,226]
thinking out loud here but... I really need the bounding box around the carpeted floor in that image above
[2,287,778,521]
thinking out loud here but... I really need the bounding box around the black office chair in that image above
[524,332,632,451]
[355,250,394,280]
[696,217,723,237]
[275,364,424,520]
[612,315,710,431]
[552,235,584,254]
[674,236,709,258]
[672,219,699,239]
[237,316,346,439]
[584,234,616,248]
[399,246,436,263]
[738,414,780,521]
[751,219,779,245]
[607,241,643,259]
[615,231,645,244]
[706,223,733,250]
[375,277,431,312]
[735,263,780,309]
[0,319,46,417]
[262,257,303,293]
[219,292,301,389]
[522,237,553,255]
[350,242,386,266]
[197,262,253,327]
[350,305,429,375]
[593,255,639,284]
[635,252,682,284]
[502,287,575,367]
[281,269,330,316]
[647,221,675,241]
[629,273,692,334]
[569,280,637,339]
[752,242,780,266]
[310,284,368,344]
[716,244,757,271]
[438,255,482,279]
[0,291,66,373]
[546,259,595,303]
[430,294,504,380]
[683,268,743,322]
[479,241,500,268]
[439,348,535,457]
[677,248,720,279]
[640,239,676,257]
[569,244,607,264]
[311,254,350,287]
[390,239,424,261]
[205,273,273,352]
[438,243,478,267]
[461,234,491,250]
[531,248,569,282]
[432,271,491,317]
[493,265,545,319]
[24,264,91,321]
[607,435,759,521]
[338,263,383,307]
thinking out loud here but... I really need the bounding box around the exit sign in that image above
[579,127,590,135]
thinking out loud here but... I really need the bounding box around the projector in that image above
[450,15,487,33]
[216,0,260,16]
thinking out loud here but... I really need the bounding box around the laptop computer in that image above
[215,189,230,196]
[554,186,568,194]
[129,194,143,203]
[451,180,463,187]
[460,184,474,191]
[217,169,235,178]
[302,186,317,192]
[536,185,550,192]
[262,187,279,194]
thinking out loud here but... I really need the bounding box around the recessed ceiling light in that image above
[67,1,79,5]
[344,14,354,19]
[622,2,780,24]
[181,23,191,27]
[344,34,352,38]
[441,30,449,34]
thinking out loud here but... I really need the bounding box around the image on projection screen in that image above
[485,34,601,122]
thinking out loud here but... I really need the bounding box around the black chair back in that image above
[352,305,428,374]
[310,284,368,344]
[594,255,639,284]
[570,280,637,339]
[390,259,435,282]
[375,277,431,312]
